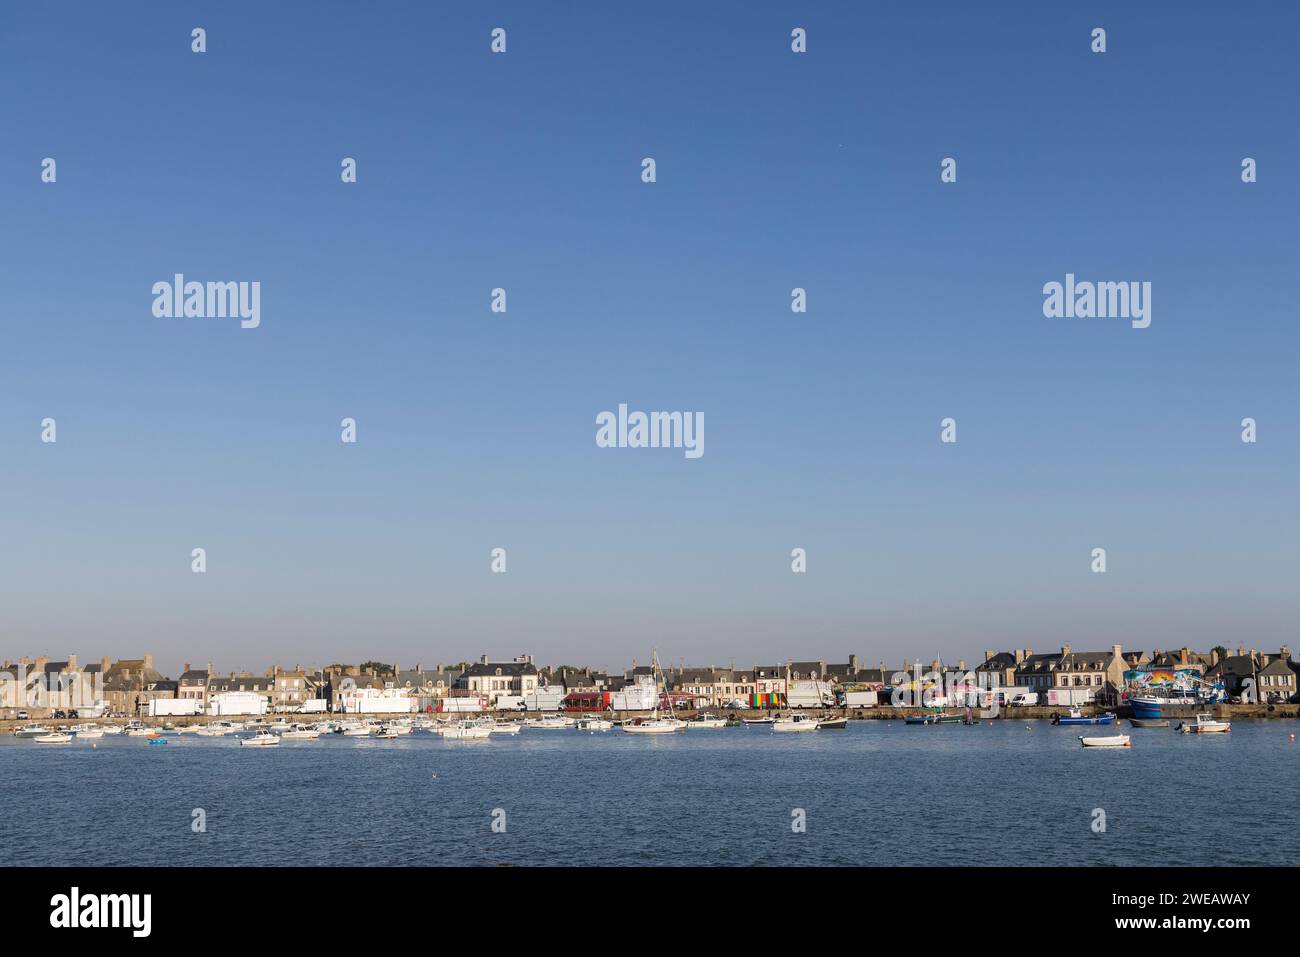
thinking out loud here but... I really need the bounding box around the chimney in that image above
[67,654,78,670]
[848,654,859,672]
[1209,648,1220,666]
[143,654,154,673]
[1014,649,1025,664]
[1282,645,1292,661]
[984,649,996,662]
[1061,643,1071,656]
[1179,647,1188,666]
[957,659,966,672]
[1236,646,1245,657]
[206,661,213,674]
[183,662,191,674]
[101,656,110,672]
[1111,644,1122,661]
[1026,648,1034,658]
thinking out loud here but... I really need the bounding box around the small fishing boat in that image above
[1052,708,1115,726]
[742,717,775,727]
[486,721,522,735]
[1079,734,1131,748]
[240,733,280,747]
[772,713,818,733]
[146,735,168,745]
[98,724,124,735]
[34,732,73,743]
[342,725,373,736]
[372,726,401,739]
[73,727,104,739]
[816,716,848,730]
[125,727,155,737]
[1177,713,1231,734]
[1129,717,1170,728]
[575,717,612,732]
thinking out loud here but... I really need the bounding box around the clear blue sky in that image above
[2,1,1297,677]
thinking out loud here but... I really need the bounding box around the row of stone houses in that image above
[4,646,1296,716]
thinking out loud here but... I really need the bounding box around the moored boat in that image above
[34,732,73,743]
[816,716,848,730]
[575,717,612,732]
[1177,713,1231,734]
[240,732,280,747]
[1129,717,1170,728]
[742,717,775,726]
[1052,708,1116,726]
[1079,734,1131,748]
[686,713,727,728]
[771,713,818,733]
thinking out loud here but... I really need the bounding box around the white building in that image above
[207,691,268,716]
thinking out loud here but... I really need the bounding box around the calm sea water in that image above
[2,720,1296,866]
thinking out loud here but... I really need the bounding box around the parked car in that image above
[67,709,78,719]
[53,710,66,719]
[16,710,29,720]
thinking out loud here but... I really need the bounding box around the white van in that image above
[1009,693,1039,707]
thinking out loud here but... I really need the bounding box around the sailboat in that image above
[621,652,683,734]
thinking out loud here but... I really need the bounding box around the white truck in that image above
[840,690,878,709]
[522,687,565,712]
[787,680,837,709]
[1008,692,1040,707]
[437,697,484,713]
[1046,687,1098,707]
[298,698,328,714]
[494,695,527,711]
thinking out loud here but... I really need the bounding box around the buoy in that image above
[1290,734,1295,742]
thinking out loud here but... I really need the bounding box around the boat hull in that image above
[1080,734,1131,748]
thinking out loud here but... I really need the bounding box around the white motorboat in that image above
[125,727,155,737]
[525,715,571,730]
[267,720,291,731]
[486,721,522,735]
[1178,713,1231,734]
[441,724,493,740]
[1079,734,1131,748]
[772,713,818,733]
[34,732,73,743]
[687,714,727,728]
[575,717,613,732]
[281,726,321,739]
[372,726,400,739]
[97,724,124,735]
[240,733,280,747]
[13,724,54,738]
[73,727,104,739]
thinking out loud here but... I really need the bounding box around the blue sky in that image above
[2,1,1297,677]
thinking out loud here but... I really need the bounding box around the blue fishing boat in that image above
[1051,709,1115,726]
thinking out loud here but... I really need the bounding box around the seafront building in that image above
[2,643,1297,718]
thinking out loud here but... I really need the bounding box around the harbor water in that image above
[2,720,1295,866]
